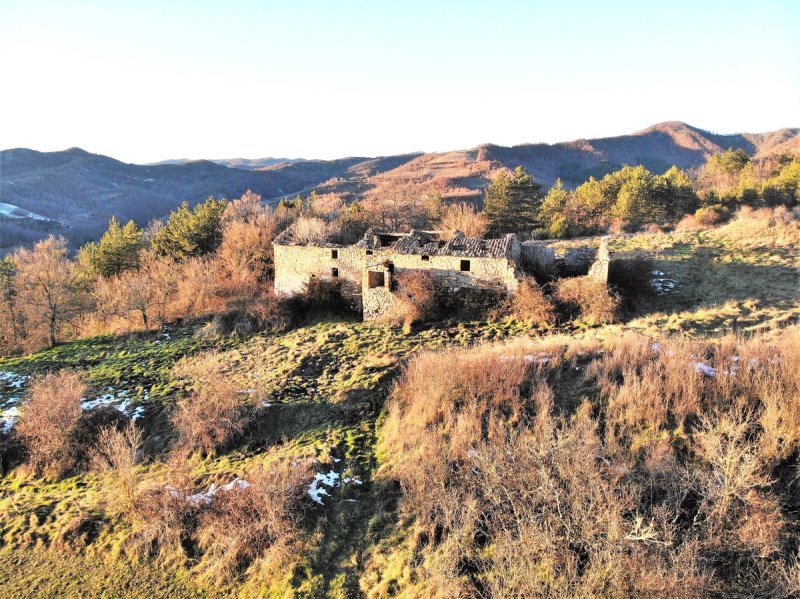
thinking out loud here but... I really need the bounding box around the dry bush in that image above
[691,411,783,558]
[293,276,353,316]
[392,270,442,330]
[380,343,708,597]
[439,202,488,238]
[694,206,725,226]
[195,459,312,581]
[90,422,143,518]
[554,276,620,324]
[172,376,249,454]
[376,327,800,597]
[675,213,708,231]
[16,371,86,477]
[201,292,294,338]
[127,461,199,565]
[292,216,335,244]
[509,277,556,324]
[173,256,224,319]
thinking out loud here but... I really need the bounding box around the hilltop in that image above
[1,122,798,251]
[0,211,799,597]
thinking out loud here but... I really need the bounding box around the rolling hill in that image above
[1,122,797,251]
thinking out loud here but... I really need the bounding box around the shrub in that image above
[293,277,354,316]
[172,377,249,454]
[127,465,199,564]
[292,216,334,245]
[90,422,143,518]
[16,371,86,477]
[695,205,727,226]
[509,277,556,324]
[194,460,312,581]
[201,293,294,338]
[380,342,708,597]
[554,276,620,324]
[392,270,442,330]
[439,203,488,238]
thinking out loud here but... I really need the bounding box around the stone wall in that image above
[274,239,521,320]
[273,244,366,306]
[520,241,557,278]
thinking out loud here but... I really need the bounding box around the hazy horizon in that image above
[1,0,798,163]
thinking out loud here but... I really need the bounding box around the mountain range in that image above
[1,121,798,252]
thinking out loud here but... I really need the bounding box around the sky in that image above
[1,0,798,163]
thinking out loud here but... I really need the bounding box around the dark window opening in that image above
[331,249,338,259]
[331,267,339,278]
[366,249,374,256]
[387,262,394,274]
[421,255,430,262]
[368,271,385,288]
[460,260,471,272]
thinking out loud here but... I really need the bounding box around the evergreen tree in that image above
[484,166,543,235]
[151,197,227,260]
[655,166,699,218]
[613,166,660,228]
[81,217,144,278]
[539,178,570,237]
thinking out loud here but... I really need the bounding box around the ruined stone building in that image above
[273,225,610,320]
[274,227,522,319]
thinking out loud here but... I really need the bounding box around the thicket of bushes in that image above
[378,328,800,597]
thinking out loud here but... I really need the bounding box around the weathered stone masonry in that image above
[274,227,522,319]
[273,225,612,320]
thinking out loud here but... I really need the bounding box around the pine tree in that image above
[151,198,227,260]
[81,217,144,278]
[484,166,543,235]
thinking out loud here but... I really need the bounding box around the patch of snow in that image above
[0,202,51,222]
[309,470,340,505]
[523,352,551,365]
[0,371,28,390]
[169,478,251,506]
[81,388,145,420]
[694,362,717,378]
[343,476,363,485]
[239,388,255,395]
[1,406,20,434]
[651,278,678,295]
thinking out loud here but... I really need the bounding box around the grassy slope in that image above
[0,220,798,598]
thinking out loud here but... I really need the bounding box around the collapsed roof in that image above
[274,223,517,259]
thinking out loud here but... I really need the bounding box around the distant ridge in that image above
[1,122,798,252]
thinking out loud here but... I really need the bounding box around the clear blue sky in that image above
[1,0,798,163]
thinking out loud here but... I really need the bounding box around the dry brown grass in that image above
[15,371,86,477]
[376,326,800,597]
[554,276,620,324]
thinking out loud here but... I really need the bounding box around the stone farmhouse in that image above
[273,225,609,320]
